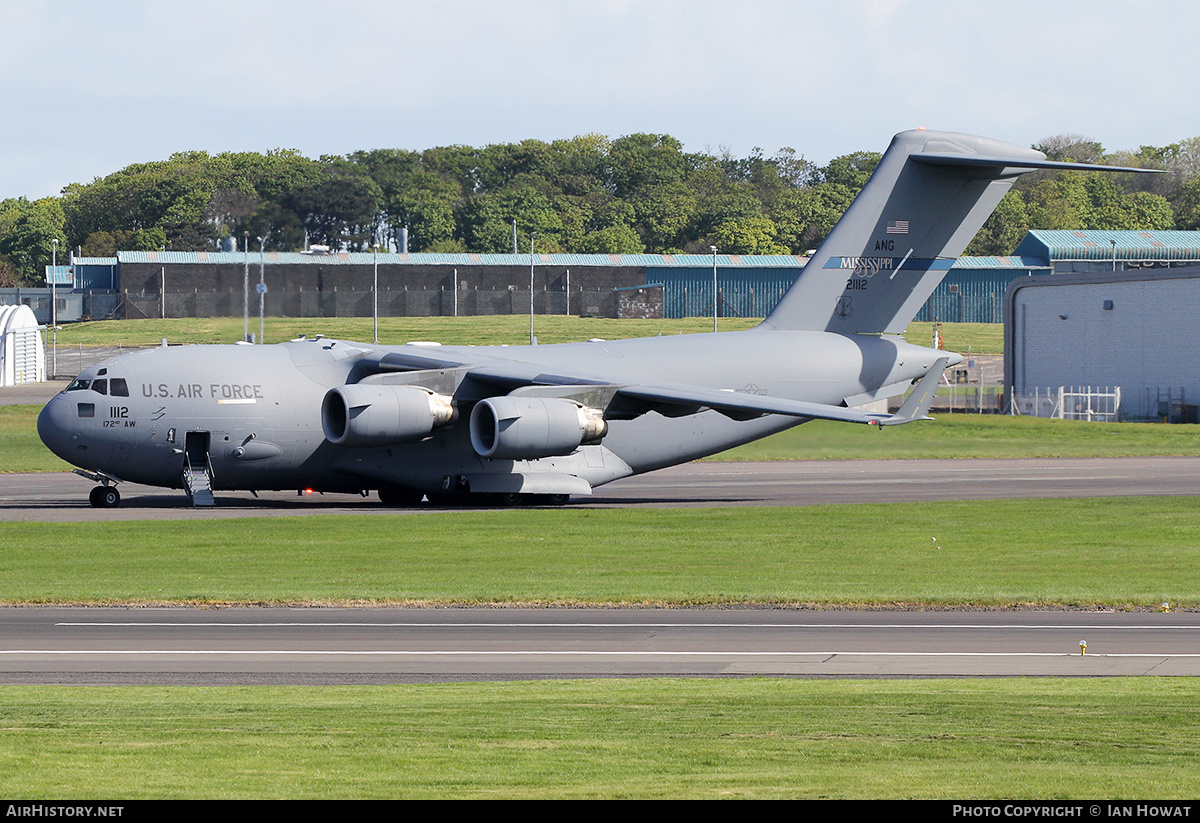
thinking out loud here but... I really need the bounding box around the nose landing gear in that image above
[72,469,124,509]
[88,485,121,508]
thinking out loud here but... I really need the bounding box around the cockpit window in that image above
[110,378,129,397]
[92,379,108,395]
[67,378,90,391]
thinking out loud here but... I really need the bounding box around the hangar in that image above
[1005,266,1200,421]
[0,304,45,386]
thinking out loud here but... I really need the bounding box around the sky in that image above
[5,0,1199,200]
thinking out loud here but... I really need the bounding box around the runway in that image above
[4,456,1200,521]
[3,458,1198,682]
[1,607,1197,684]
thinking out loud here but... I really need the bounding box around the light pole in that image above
[242,231,249,342]
[373,245,379,345]
[256,234,268,344]
[529,231,536,345]
[710,245,719,333]
[50,238,57,377]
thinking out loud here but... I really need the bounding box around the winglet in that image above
[878,357,950,426]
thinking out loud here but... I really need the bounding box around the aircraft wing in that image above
[357,346,948,426]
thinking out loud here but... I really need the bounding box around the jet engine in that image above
[322,384,455,446]
[469,396,607,460]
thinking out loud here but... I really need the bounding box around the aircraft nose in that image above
[37,393,78,464]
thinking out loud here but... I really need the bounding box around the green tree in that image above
[1023,174,1087,230]
[629,183,698,253]
[608,134,690,199]
[1033,134,1104,164]
[768,184,856,254]
[818,151,881,188]
[711,216,788,255]
[456,186,564,252]
[0,198,65,285]
[576,224,645,254]
[1172,177,1200,230]
[387,171,460,251]
[80,231,117,258]
[965,190,1029,256]
[285,164,383,250]
[1125,191,1175,230]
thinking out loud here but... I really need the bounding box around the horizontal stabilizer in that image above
[913,153,1164,175]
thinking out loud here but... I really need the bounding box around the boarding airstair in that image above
[182,431,215,507]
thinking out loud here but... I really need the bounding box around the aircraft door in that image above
[184,431,211,470]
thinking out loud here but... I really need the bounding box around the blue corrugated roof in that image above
[43,265,72,286]
[953,256,1050,270]
[115,250,812,268]
[1015,230,1200,261]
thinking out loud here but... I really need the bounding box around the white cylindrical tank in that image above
[0,304,46,385]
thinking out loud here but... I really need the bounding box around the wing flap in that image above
[616,383,886,425]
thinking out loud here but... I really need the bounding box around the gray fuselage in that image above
[37,328,949,497]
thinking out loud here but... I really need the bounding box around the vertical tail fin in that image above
[761,130,1091,334]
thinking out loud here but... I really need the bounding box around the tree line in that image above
[2,132,1199,287]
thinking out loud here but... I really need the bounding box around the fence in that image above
[928,385,1004,414]
[47,344,150,380]
[1008,386,1122,421]
[118,287,622,321]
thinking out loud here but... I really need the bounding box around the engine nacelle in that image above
[322,384,455,446]
[469,396,607,460]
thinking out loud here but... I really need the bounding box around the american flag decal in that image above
[886,220,909,234]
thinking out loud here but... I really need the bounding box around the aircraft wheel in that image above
[531,493,571,506]
[492,492,522,507]
[90,486,120,508]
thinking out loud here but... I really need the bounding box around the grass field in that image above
[2,499,1197,608]
[2,679,1196,799]
[716,415,1200,461]
[49,315,1005,353]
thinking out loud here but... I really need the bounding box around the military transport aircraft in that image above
[37,130,1151,508]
